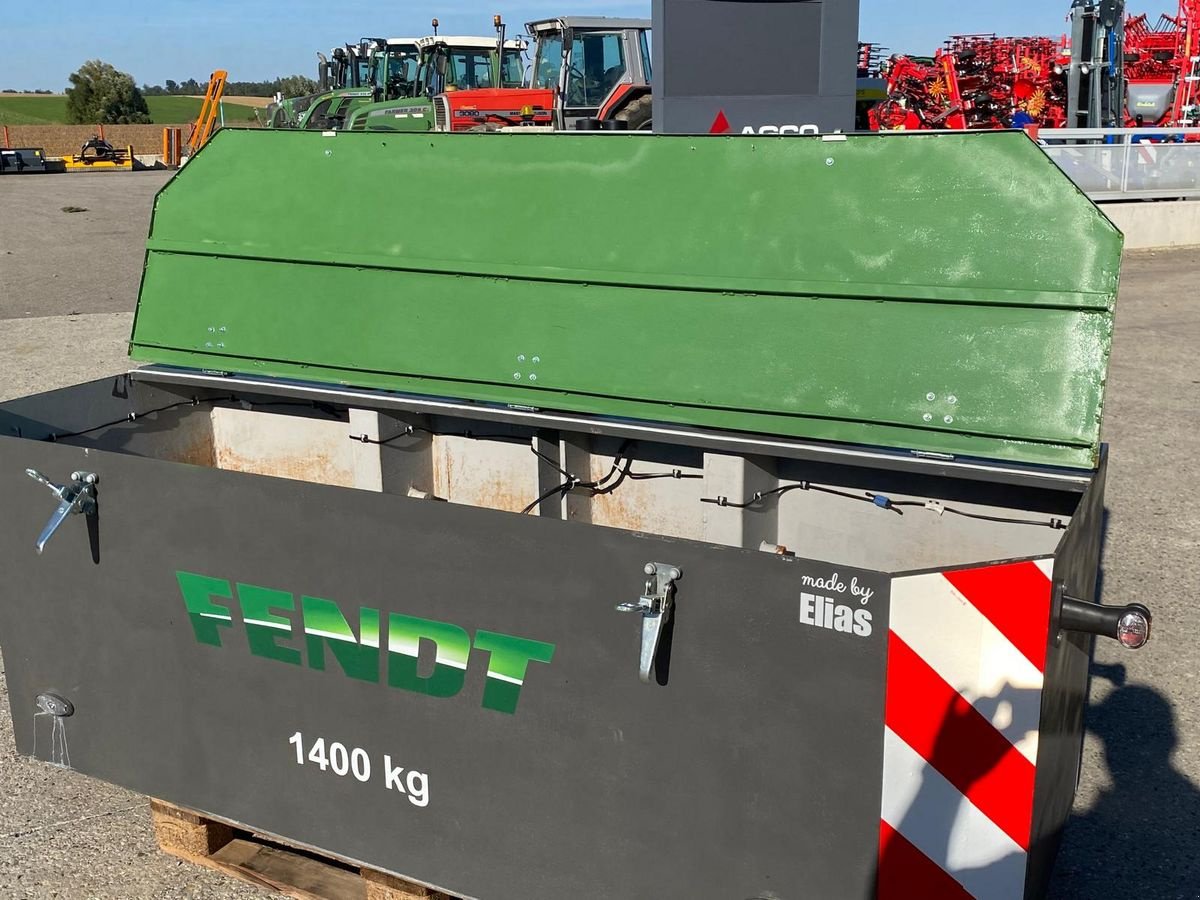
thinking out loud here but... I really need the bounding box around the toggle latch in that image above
[25,469,98,554]
[616,562,681,684]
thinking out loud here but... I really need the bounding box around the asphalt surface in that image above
[0,171,1197,899]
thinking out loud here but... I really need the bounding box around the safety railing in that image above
[1036,127,1200,201]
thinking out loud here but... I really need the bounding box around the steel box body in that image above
[0,375,1105,900]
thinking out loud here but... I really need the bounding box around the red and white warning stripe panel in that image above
[878,558,1055,900]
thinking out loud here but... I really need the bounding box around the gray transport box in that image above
[0,364,1138,900]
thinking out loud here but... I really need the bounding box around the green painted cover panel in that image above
[130,128,1122,469]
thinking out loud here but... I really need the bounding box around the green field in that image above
[0,94,260,125]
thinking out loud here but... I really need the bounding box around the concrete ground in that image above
[0,171,1197,899]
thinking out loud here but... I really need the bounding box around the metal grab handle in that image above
[25,469,98,554]
[616,562,681,683]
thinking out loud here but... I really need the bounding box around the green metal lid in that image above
[132,129,1121,470]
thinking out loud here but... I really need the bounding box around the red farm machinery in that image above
[1124,2,1200,125]
[871,1,1200,131]
[870,35,1071,131]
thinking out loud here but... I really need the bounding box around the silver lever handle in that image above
[616,562,681,684]
[25,469,98,554]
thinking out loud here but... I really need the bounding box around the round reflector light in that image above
[1117,610,1151,650]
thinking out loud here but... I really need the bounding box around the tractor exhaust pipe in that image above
[495,14,506,88]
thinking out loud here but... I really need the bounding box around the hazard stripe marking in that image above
[889,570,1044,763]
[881,730,1028,900]
[943,561,1053,672]
[878,820,973,900]
[885,633,1036,849]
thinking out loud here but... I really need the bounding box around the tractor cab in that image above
[528,17,652,128]
[418,34,526,94]
[366,38,422,101]
[293,38,420,131]
[318,41,375,92]
[431,16,652,132]
[343,27,527,133]
[263,37,397,129]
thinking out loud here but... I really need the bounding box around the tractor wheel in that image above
[614,94,653,131]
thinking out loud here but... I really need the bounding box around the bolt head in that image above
[944,415,955,425]
[532,356,541,364]
[825,157,835,166]
[513,372,522,380]
[517,354,526,362]
[948,395,958,404]
[926,392,937,402]
[923,413,933,422]
[644,563,656,576]
[529,373,538,382]
[668,568,682,581]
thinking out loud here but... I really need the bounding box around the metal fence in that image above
[1038,127,1200,201]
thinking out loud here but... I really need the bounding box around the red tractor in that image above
[433,16,652,131]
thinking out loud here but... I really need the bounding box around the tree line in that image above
[61,61,318,125]
[141,76,317,98]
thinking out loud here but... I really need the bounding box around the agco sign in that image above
[708,109,821,135]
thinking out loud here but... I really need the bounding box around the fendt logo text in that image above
[176,571,556,714]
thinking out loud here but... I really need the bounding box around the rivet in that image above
[513,372,522,380]
[207,326,216,333]
[517,354,526,362]
[324,149,333,157]
[926,392,937,402]
[948,395,958,404]
[529,374,538,382]
[205,342,213,348]
[217,342,225,348]
[825,158,835,166]
[532,356,540,364]
[944,415,955,425]
[923,413,934,422]
[219,326,227,333]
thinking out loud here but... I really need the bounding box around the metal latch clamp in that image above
[616,562,681,683]
[25,469,98,554]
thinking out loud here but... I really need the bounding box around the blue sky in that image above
[0,1,1126,91]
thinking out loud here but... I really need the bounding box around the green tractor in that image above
[261,38,420,131]
[343,18,527,133]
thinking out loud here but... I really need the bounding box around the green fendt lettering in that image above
[175,571,555,714]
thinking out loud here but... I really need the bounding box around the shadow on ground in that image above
[1051,662,1200,899]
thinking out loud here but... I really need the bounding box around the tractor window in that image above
[566,32,627,109]
[533,34,563,88]
[640,30,652,82]
[389,54,417,83]
[387,53,419,97]
[447,50,497,89]
[500,50,525,88]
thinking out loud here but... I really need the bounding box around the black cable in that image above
[902,504,1065,532]
[42,396,234,442]
[520,479,578,515]
[349,425,528,447]
[522,442,635,514]
[703,482,1065,530]
[45,394,346,444]
[703,482,904,515]
[628,468,703,481]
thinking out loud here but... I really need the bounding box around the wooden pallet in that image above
[150,800,457,900]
